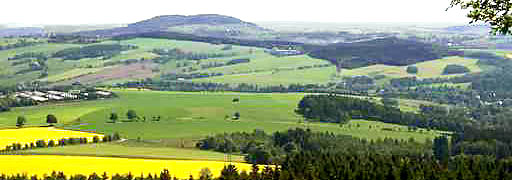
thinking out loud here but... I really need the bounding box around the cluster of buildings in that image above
[265,48,304,56]
[14,90,112,102]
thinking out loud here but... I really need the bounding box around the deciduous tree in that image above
[449,0,512,35]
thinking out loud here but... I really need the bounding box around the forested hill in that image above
[78,14,265,37]
[305,37,452,68]
[129,14,258,28]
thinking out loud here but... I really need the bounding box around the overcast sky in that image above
[1,0,470,25]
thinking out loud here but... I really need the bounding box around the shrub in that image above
[46,114,58,125]
[93,136,100,143]
[16,116,26,127]
[442,64,470,75]
[222,45,233,51]
[126,110,137,120]
[35,140,46,148]
[226,58,250,65]
[406,66,418,74]
[103,135,113,142]
[48,140,55,147]
[113,132,121,141]
[109,113,118,123]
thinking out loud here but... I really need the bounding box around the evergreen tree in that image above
[219,164,240,180]
[433,136,450,165]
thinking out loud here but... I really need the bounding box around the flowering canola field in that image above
[0,155,254,179]
[0,127,104,150]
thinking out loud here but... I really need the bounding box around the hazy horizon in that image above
[1,0,470,26]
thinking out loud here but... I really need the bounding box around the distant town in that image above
[12,89,113,103]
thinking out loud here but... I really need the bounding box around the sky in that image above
[0,0,471,26]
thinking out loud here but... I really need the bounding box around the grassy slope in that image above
[0,42,80,86]
[0,37,487,87]
[0,38,334,86]
[194,56,481,86]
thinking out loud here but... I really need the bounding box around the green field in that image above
[0,90,443,143]
[0,37,491,88]
[0,38,333,86]
[194,66,336,86]
[20,118,440,161]
[20,140,245,162]
[0,38,256,86]
[195,56,482,86]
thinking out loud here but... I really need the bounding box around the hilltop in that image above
[130,14,258,28]
[78,14,268,38]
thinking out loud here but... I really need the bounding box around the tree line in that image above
[296,94,512,160]
[1,132,120,153]
[197,128,430,164]
[111,80,329,93]
[151,48,237,64]
[53,44,137,60]
[296,95,467,131]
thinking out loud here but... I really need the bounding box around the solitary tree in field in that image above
[448,0,512,35]
[16,116,26,127]
[109,113,118,123]
[46,114,58,125]
[126,110,137,120]
[233,112,240,120]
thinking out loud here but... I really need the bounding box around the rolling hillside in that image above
[0,36,491,88]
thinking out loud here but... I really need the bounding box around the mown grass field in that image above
[194,66,336,86]
[0,155,254,179]
[22,140,245,162]
[0,90,443,144]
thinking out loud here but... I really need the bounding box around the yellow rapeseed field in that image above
[0,127,104,150]
[0,155,255,179]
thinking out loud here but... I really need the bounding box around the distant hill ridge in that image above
[130,14,258,28]
[0,27,45,37]
[78,14,262,37]
[443,24,491,34]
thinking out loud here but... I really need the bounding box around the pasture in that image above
[194,56,481,86]
[0,90,443,144]
[194,66,336,86]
